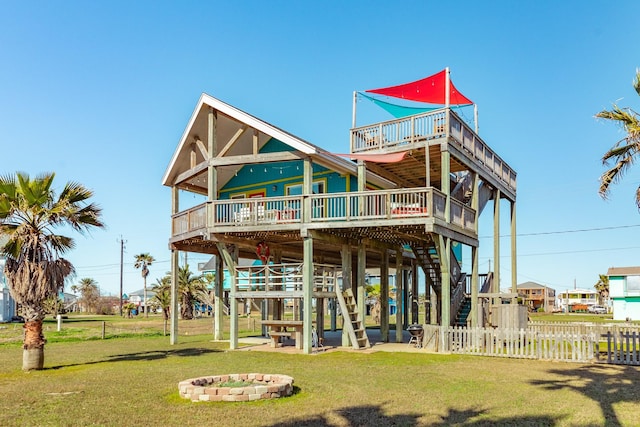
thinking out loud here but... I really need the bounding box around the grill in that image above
[407,324,424,348]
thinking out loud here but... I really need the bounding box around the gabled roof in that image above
[517,281,548,289]
[608,266,640,276]
[162,93,396,190]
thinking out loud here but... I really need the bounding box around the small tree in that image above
[134,253,155,318]
[594,274,610,305]
[151,276,171,335]
[77,277,100,313]
[177,265,207,320]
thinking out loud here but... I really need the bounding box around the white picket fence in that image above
[601,331,640,365]
[423,324,597,363]
[422,322,640,365]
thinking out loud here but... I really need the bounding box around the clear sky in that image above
[2,1,640,296]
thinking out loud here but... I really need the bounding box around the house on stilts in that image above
[162,68,518,354]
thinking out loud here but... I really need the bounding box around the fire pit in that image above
[178,373,294,402]
[407,324,424,348]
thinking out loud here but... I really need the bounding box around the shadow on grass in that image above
[46,347,221,370]
[531,364,640,427]
[268,404,561,426]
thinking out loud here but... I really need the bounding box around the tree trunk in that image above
[144,277,148,318]
[22,320,45,371]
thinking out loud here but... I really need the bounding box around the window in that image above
[627,275,640,296]
[285,180,326,219]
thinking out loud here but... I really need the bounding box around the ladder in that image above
[335,288,370,350]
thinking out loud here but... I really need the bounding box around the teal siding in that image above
[219,137,351,199]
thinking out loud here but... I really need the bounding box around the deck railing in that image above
[350,108,516,193]
[171,187,477,236]
[233,263,338,294]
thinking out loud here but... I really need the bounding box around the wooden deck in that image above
[171,187,476,239]
[351,108,516,199]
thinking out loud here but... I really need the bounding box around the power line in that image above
[481,223,640,239]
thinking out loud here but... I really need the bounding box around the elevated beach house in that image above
[162,69,518,353]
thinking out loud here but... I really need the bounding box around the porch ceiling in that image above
[364,146,467,189]
[171,225,436,267]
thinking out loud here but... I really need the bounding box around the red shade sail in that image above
[365,69,472,105]
[334,152,408,163]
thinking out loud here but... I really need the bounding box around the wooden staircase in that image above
[335,288,370,350]
[411,240,467,326]
[454,295,472,327]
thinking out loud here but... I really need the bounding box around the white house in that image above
[608,266,640,321]
[128,289,156,315]
[0,243,17,322]
[556,288,599,313]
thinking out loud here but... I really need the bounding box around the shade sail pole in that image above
[474,104,479,134]
[445,67,451,109]
[352,91,357,128]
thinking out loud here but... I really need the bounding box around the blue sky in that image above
[2,1,640,296]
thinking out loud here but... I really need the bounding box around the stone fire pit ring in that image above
[178,373,294,402]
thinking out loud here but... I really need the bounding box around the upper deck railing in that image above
[350,108,516,193]
[171,187,476,237]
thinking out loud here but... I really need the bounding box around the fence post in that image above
[102,321,106,339]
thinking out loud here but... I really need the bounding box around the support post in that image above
[217,243,238,349]
[170,248,179,345]
[470,171,480,328]
[303,236,313,354]
[439,235,451,328]
[380,250,389,342]
[493,190,501,296]
[471,246,479,327]
[341,244,352,347]
[357,242,366,334]
[214,255,224,340]
[510,200,517,294]
[395,248,403,343]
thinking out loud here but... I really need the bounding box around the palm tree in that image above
[597,69,640,208]
[0,172,103,370]
[177,265,207,320]
[77,277,100,313]
[151,276,171,335]
[594,274,610,305]
[134,253,155,318]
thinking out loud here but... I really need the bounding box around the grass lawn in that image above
[1,316,640,426]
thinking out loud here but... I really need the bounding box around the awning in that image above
[334,151,408,163]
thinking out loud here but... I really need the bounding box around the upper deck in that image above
[351,108,516,200]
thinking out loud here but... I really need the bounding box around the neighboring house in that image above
[608,266,640,321]
[556,288,599,313]
[60,292,79,313]
[517,281,556,312]
[0,236,17,322]
[128,289,157,314]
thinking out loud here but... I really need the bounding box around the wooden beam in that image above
[209,151,303,166]
[195,138,208,158]
[217,125,248,158]
[174,161,208,186]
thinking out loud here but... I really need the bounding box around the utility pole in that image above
[118,236,127,316]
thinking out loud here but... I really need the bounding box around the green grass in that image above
[530,312,619,323]
[1,315,640,426]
